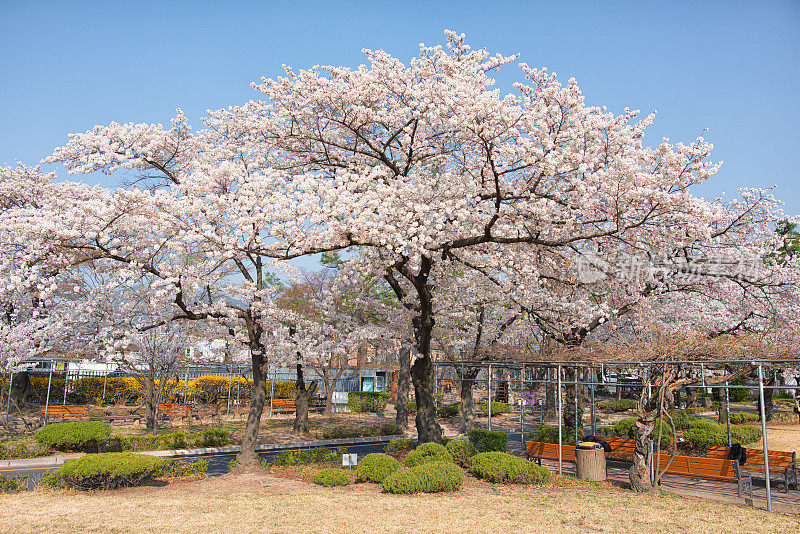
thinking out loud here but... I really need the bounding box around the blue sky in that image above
[2,1,798,246]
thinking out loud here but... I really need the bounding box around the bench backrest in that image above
[659,454,738,482]
[42,405,89,415]
[526,441,576,462]
[706,445,796,468]
[273,398,295,405]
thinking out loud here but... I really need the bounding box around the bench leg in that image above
[738,473,753,502]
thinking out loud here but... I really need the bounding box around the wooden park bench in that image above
[41,404,89,421]
[599,436,636,460]
[658,454,753,500]
[158,403,198,421]
[526,440,576,464]
[271,398,296,414]
[706,445,798,492]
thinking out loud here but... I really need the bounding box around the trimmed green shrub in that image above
[384,438,416,452]
[668,410,695,430]
[479,402,510,416]
[437,402,461,417]
[55,452,168,490]
[35,421,112,452]
[446,439,478,467]
[597,399,637,412]
[404,442,453,467]
[468,429,508,452]
[0,474,25,493]
[355,453,400,483]
[469,452,551,484]
[321,423,400,440]
[314,468,351,487]
[381,461,464,494]
[348,391,391,413]
[407,401,416,413]
[270,446,348,466]
[683,420,762,447]
[729,380,751,402]
[165,459,209,477]
[730,411,759,424]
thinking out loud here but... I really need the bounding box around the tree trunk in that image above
[395,346,411,430]
[293,363,317,434]
[630,415,655,492]
[686,386,698,408]
[718,389,729,425]
[236,343,267,466]
[145,378,157,431]
[9,372,31,409]
[458,367,480,434]
[412,354,442,443]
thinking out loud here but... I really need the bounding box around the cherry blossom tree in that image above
[3,31,782,456]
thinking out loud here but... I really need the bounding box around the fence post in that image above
[270,368,275,417]
[590,367,596,437]
[62,367,68,405]
[102,371,108,405]
[519,364,524,447]
[226,373,232,419]
[725,382,731,447]
[557,364,562,475]
[488,364,492,432]
[236,370,241,419]
[757,364,772,511]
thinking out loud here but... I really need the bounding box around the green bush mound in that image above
[469,452,551,485]
[682,418,762,447]
[314,468,351,487]
[479,402,510,416]
[597,399,637,412]
[446,439,478,467]
[321,424,400,440]
[270,446,348,466]
[730,411,759,424]
[381,461,464,494]
[0,474,26,493]
[437,402,461,417]
[355,453,400,483]
[468,429,508,452]
[35,421,112,452]
[384,438,416,452]
[55,452,168,490]
[348,391,391,413]
[405,442,453,467]
[406,401,416,413]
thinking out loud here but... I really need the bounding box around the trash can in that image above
[575,441,606,481]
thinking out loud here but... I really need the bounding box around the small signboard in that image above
[342,453,358,468]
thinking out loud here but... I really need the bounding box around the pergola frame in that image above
[433,358,800,510]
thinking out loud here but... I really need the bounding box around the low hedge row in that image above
[729,411,759,424]
[321,423,400,440]
[479,402,510,416]
[469,452,550,484]
[347,392,390,413]
[381,461,464,494]
[437,402,461,417]
[270,446,348,466]
[384,438,416,452]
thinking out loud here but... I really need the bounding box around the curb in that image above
[142,434,415,458]
[0,435,415,469]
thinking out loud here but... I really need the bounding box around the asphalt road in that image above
[0,441,391,491]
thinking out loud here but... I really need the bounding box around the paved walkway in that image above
[536,457,800,513]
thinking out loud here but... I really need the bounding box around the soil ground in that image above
[1,468,796,533]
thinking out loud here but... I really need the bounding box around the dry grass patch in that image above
[0,471,796,533]
[748,425,800,456]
